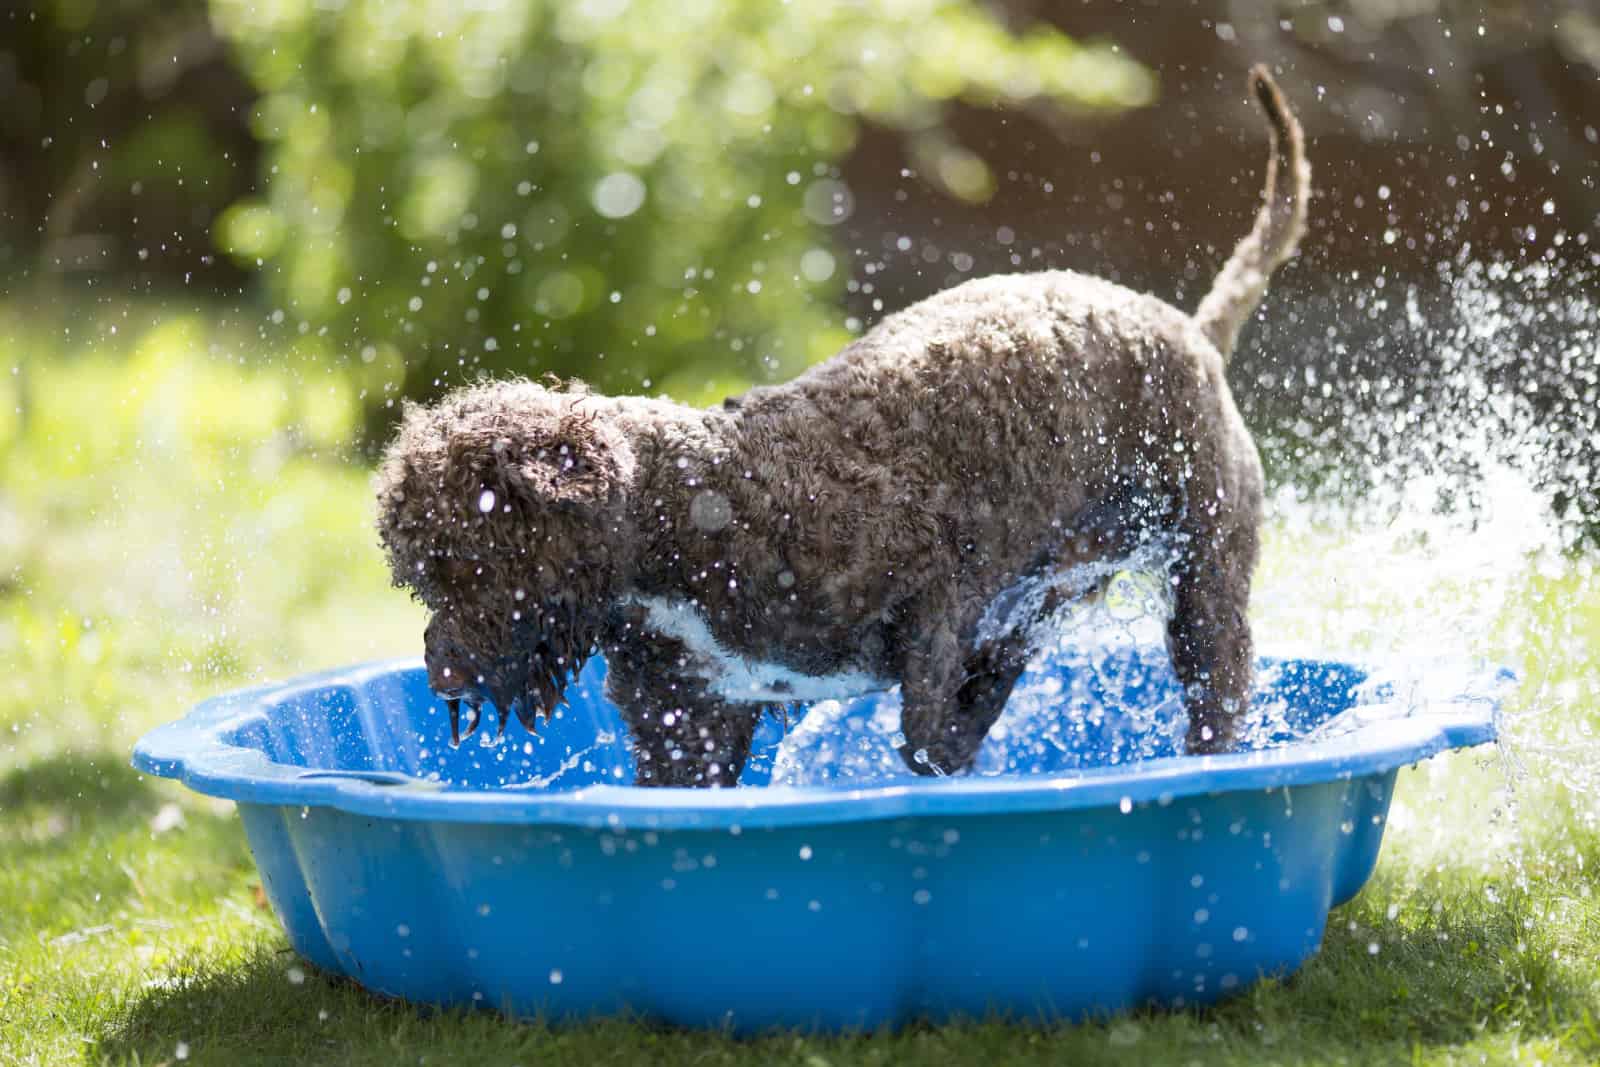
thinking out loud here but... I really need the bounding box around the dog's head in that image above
[375,379,637,737]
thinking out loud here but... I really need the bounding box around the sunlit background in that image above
[2,1,1598,1062]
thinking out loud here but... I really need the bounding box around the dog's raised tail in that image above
[1193,65,1310,362]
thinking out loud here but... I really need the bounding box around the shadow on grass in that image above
[0,748,155,816]
[93,872,1600,1067]
[95,944,741,1066]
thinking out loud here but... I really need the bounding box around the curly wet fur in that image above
[376,67,1310,785]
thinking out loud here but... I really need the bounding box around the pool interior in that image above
[221,643,1379,793]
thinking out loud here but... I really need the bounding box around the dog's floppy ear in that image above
[457,408,634,512]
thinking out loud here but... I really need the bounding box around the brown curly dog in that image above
[375,65,1309,786]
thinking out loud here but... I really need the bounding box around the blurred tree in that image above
[0,0,258,291]
[207,0,1153,441]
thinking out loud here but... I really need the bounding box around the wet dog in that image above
[375,66,1309,786]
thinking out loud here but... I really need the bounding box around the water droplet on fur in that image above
[478,489,496,513]
[690,490,732,532]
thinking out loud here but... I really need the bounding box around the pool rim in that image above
[131,655,1506,831]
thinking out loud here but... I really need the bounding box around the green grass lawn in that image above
[2,305,1598,1065]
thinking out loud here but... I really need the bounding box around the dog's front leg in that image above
[894,590,972,775]
[603,634,762,787]
[1165,514,1258,754]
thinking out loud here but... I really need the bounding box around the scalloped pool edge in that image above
[132,656,1507,831]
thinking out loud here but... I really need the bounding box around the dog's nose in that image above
[425,659,486,746]
[424,625,473,694]
[428,661,467,697]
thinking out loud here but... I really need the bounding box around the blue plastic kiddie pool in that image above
[132,642,1507,1032]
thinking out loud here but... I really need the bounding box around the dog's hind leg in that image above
[1165,508,1258,754]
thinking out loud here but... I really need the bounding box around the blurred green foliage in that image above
[0,300,420,769]
[206,0,1152,436]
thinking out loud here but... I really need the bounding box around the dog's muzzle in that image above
[423,612,589,748]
